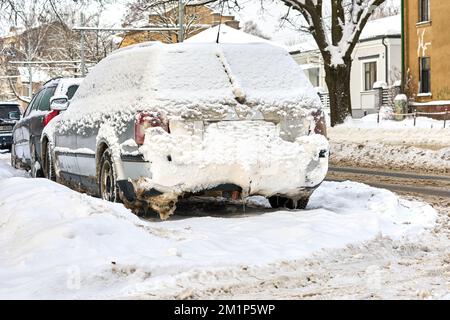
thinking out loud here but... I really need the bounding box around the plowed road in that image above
[327,166,450,198]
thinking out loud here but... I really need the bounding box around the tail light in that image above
[311,109,327,137]
[43,110,60,128]
[134,112,169,145]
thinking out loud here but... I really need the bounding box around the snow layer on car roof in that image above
[67,42,321,117]
[54,78,84,97]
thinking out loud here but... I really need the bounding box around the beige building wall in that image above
[405,0,450,102]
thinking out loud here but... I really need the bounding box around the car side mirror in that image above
[50,95,69,111]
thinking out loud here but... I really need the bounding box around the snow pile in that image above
[0,175,437,299]
[0,152,27,178]
[331,142,450,173]
[378,105,394,120]
[330,119,450,147]
[338,114,450,131]
[329,115,450,172]
[140,122,329,198]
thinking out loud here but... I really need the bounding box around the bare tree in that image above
[242,20,271,40]
[370,0,399,19]
[123,0,224,43]
[0,0,117,101]
[123,0,387,126]
[0,1,56,100]
[273,0,386,125]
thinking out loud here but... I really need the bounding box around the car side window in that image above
[24,90,44,117]
[66,85,79,100]
[37,86,57,111]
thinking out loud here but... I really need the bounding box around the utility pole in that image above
[80,13,86,77]
[27,47,33,99]
[178,0,184,42]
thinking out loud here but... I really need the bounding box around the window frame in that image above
[419,57,431,94]
[307,68,320,88]
[363,61,377,91]
[419,0,430,23]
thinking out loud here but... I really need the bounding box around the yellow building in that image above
[404,0,450,107]
[120,5,239,48]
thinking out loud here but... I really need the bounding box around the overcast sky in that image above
[0,0,400,45]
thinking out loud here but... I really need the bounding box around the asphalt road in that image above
[327,166,450,198]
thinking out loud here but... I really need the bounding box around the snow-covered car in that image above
[0,101,21,150]
[11,77,83,176]
[43,42,329,219]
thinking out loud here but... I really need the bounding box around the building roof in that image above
[360,14,401,41]
[185,24,285,48]
[17,67,51,84]
[288,14,401,54]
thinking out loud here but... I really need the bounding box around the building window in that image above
[419,0,430,22]
[419,57,431,93]
[307,68,320,87]
[364,61,377,91]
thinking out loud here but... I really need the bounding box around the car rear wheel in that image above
[268,196,310,210]
[99,149,119,202]
[43,143,56,181]
[30,143,43,178]
[10,145,17,169]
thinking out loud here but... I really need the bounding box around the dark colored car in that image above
[11,77,82,176]
[0,102,22,150]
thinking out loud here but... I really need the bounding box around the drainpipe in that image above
[382,37,389,84]
[401,0,405,92]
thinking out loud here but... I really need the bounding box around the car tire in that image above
[99,149,120,202]
[30,144,42,178]
[44,143,56,181]
[11,145,17,169]
[268,196,310,210]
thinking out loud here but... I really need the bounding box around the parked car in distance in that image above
[0,102,22,150]
[43,42,329,219]
[11,77,83,176]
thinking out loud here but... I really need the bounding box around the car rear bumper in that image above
[116,129,329,214]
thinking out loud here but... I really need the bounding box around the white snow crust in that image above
[0,156,437,299]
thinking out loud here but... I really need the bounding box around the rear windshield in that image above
[0,105,21,120]
[66,85,79,100]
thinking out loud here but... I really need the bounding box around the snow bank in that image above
[331,142,450,173]
[329,116,450,172]
[0,153,27,179]
[337,114,450,131]
[0,176,436,299]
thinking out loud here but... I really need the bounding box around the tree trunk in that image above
[325,62,353,127]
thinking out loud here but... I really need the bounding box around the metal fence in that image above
[378,110,449,128]
[381,86,401,107]
[318,92,330,109]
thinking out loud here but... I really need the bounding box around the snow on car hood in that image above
[63,42,322,121]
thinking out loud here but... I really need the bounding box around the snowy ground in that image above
[329,115,450,173]
[0,151,447,299]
